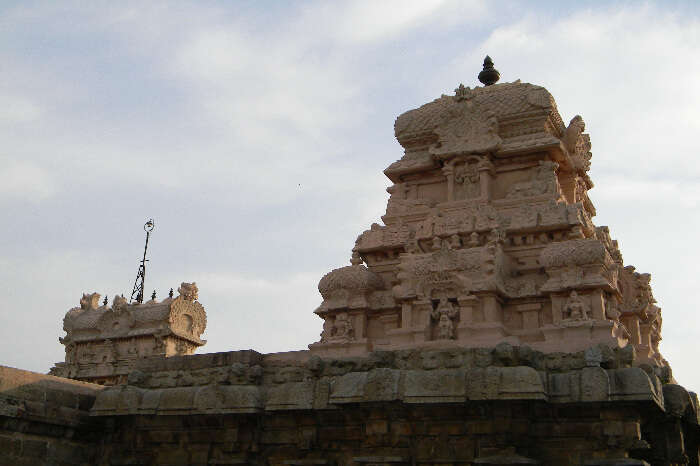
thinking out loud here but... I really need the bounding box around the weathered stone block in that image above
[581,367,610,402]
[366,419,388,435]
[329,368,401,404]
[329,371,367,403]
[0,435,20,456]
[220,385,262,413]
[21,439,47,458]
[158,387,196,414]
[609,368,659,404]
[266,381,315,410]
[49,441,89,463]
[404,369,465,403]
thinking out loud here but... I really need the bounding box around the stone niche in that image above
[308,80,667,372]
[50,282,206,385]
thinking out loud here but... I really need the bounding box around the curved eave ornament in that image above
[168,282,207,343]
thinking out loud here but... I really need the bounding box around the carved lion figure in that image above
[112,295,128,312]
[178,282,199,302]
[80,292,101,310]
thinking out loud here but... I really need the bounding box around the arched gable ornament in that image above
[169,296,207,338]
[429,101,502,158]
[97,297,135,334]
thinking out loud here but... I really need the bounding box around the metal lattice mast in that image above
[129,219,154,304]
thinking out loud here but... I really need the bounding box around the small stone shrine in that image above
[1,58,697,466]
[49,282,206,385]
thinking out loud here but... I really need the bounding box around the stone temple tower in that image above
[309,65,667,375]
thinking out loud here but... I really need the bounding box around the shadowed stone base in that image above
[2,346,698,465]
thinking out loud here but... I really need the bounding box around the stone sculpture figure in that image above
[454,162,480,199]
[564,291,590,321]
[431,298,458,340]
[80,292,101,311]
[178,282,198,302]
[331,313,354,341]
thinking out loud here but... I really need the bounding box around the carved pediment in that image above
[429,102,502,158]
[169,296,207,338]
[96,307,135,335]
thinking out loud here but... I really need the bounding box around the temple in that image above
[310,76,664,369]
[1,59,697,466]
[49,282,207,385]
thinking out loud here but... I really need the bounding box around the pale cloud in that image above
[0,94,42,123]
[0,250,129,372]
[326,0,450,43]
[173,28,362,136]
[294,0,488,44]
[593,176,700,209]
[0,160,56,201]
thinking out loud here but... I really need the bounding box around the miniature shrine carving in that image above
[52,282,207,385]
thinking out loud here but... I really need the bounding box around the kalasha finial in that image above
[151,290,156,300]
[168,288,174,298]
[103,295,108,306]
[478,55,500,86]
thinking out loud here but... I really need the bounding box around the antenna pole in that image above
[130,219,154,304]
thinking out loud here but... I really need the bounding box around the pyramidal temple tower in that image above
[309,58,666,372]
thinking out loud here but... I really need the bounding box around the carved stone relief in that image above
[454,161,480,199]
[431,298,459,340]
[505,161,560,199]
[562,291,590,321]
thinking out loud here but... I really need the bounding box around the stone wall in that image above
[0,365,104,465]
[94,402,691,465]
[2,346,698,465]
[92,346,698,465]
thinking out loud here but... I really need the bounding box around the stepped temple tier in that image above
[50,282,206,385]
[2,60,698,465]
[309,77,665,370]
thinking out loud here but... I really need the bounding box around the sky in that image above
[1,0,700,389]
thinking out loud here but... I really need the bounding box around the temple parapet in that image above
[309,80,668,371]
[50,282,206,385]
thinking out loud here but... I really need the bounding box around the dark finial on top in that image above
[103,295,108,306]
[151,290,157,300]
[478,55,500,86]
[169,288,174,298]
